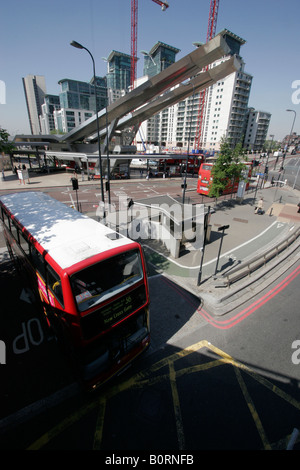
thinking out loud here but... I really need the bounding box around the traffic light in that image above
[71,177,79,190]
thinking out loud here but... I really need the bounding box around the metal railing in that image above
[215,226,300,287]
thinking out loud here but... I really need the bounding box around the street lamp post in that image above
[284,109,297,160]
[197,206,211,286]
[140,50,156,65]
[263,134,274,187]
[286,110,297,189]
[214,225,230,276]
[105,108,111,205]
[70,40,105,208]
[102,57,111,206]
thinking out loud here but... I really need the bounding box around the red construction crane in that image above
[152,0,169,9]
[131,0,169,89]
[194,0,220,151]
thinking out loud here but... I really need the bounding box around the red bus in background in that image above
[0,192,150,390]
[158,155,204,176]
[197,161,252,196]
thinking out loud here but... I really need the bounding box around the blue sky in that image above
[1,0,299,141]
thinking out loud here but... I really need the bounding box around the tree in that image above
[208,138,247,198]
[0,127,15,154]
[50,129,66,135]
[263,139,278,153]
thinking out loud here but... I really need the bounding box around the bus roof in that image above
[0,192,135,270]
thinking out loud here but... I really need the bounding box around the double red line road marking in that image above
[162,263,300,329]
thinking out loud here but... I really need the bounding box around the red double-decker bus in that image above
[158,155,204,176]
[197,161,252,196]
[0,192,150,389]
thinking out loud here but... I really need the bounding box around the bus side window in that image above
[46,264,64,307]
[31,246,46,279]
[3,212,11,230]
[19,231,30,255]
[11,221,19,243]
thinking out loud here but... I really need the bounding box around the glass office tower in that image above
[142,41,180,77]
[58,77,107,113]
[106,51,132,92]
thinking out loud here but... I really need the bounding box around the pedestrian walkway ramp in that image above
[63,31,237,146]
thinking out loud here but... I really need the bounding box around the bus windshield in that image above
[201,164,213,171]
[71,250,144,312]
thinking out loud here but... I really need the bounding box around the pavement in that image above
[1,165,300,317]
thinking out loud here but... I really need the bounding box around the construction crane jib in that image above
[152,0,169,11]
[131,0,169,89]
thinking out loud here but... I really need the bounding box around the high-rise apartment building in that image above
[53,108,94,133]
[202,55,252,151]
[137,31,267,154]
[39,94,60,134]
[244,108,271,151]
[171,31,253,152]
[22,75,47,134]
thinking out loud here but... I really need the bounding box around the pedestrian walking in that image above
[255,197,264,214]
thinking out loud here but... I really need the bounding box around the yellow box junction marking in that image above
[28,340,300,450]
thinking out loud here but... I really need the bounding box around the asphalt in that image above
[1,164,300,317]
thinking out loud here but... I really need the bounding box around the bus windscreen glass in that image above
[71,250,144,312]
[201,164,213,171]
